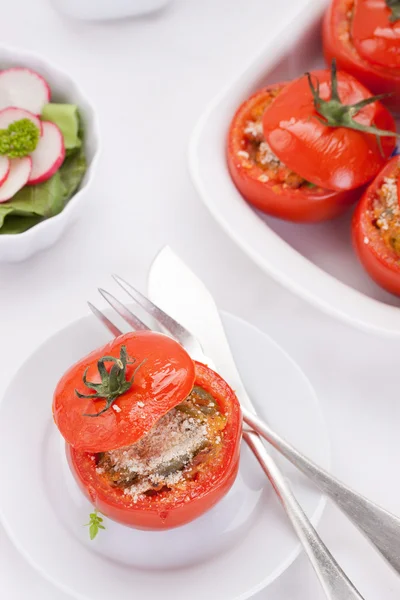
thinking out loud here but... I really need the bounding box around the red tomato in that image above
[66,362,242,530]
[353,155,400,295]
[262,68,396,191]
[227,85,362,222]
[323,0,400,111]
[53,331,195,453]
[352,0,400,68]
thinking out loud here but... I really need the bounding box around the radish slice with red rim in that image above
[0,157,31,203]
[0,156,10,187]
[28,122,65,185]
[0,107,42,135]
[0,68,50,115]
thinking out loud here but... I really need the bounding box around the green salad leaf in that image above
[41,103,81,151]
[0,104,87,235]
[0,214,43,234]
[0,206,14,229]
[59,147,87,199]
[3,171,66,218]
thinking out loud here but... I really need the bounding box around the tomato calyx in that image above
[306,59,398,149]
[75,345,146,418]
[386,0,400,23]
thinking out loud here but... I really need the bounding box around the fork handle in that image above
[242,407,400,575]
[243,431,365,599]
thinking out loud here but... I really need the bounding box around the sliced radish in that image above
[0,157,31,203]
[28,121,65,185]
[0,68,50,115]
[0,156,10,187]
[0,107,42,135]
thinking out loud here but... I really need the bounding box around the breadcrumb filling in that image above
[96,386,226,502]
[234,88,313,190]
[370,175,400,254]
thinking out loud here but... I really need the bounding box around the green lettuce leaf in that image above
[59,148,87,200]
[0,205,15,228]
[0,147,87,235]
[4,171,66,218]
[0,214,43,234]
[41,104,81,151]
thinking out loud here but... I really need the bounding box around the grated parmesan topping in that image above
[235,93,307,190]
[258,142,280,165]
[375,177,399,231]
[99,407,209,501]
[244,120,263,140]
[258,174,269,182]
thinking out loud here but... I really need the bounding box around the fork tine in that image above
[112,274,190,344]
[98,288,150,332]
[88,301,123,337]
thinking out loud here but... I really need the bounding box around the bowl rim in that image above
[0,44,101,246]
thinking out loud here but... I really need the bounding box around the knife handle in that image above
[242,407,400,575]
[243,431,365,599]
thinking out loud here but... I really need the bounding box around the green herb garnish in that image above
[306,59,399,153]
[85,509,105,540]
[75,345,146,417]
[0,119,39,158]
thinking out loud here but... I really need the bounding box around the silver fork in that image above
[87,279,370,600]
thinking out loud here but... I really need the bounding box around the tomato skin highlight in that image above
[323,0,400,112]
[227,86,362,222]
[262,69,396,192]
[53,331,196,453]
[66,362,242,530]
[352,155,400,296]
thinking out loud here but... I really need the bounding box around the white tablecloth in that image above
[1,0,400,598]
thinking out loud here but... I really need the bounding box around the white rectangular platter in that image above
[189,0,400,337]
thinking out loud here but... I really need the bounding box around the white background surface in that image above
[0,0,399,598]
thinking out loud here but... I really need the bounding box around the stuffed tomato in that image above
[227,83,364,222]
[53,331,242,531]
[323,0,400,111]
[353,155,400,295]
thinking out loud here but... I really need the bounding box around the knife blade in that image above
[147,246,255,413]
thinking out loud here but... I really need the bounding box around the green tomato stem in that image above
[306,60,399,149]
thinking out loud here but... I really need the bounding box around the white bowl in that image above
[0,46,100,262]
[51,0,172,20]
[189,0,400,337]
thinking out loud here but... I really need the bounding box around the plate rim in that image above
[188,0,400,339]
[0,308,329,600]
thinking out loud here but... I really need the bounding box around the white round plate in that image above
[0,311,330,600]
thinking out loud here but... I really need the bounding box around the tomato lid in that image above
[53,331,195,452]
[352,0,400,69]
[262,68,396,191]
